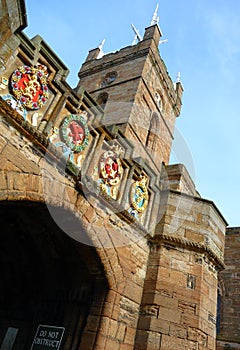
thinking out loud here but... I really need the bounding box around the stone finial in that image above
[175,71,184,93]
[151,4,159,26]
[174,72,184,116]
[176,72,181,83]
[97,39,106,59]
[131,24,142,45]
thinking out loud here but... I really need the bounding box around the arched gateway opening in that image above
[0,200,108,350]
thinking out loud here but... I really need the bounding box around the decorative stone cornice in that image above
[0,97,152,238]
[147,233,225,270]
[79,47,151,78]
[0,97,49,149]
[81,175,149,235]
[0,97,77,175]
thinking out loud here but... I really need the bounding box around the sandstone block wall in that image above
[217,227,240,350]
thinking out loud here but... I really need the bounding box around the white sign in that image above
[30,325,65,350]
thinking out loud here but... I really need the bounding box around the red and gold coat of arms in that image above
[99,150,123,186]
[10,64,49,110]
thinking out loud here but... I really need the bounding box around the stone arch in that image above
[146,112,160,152]
[155,90,164,112]
[96,92,108,109]
[0,154,136,347]
[0,198,109,349]
[0,170,125,288]
[100,71,118,87]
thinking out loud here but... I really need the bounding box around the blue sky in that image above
[24,0,240,227]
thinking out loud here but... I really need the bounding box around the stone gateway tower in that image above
[0,1,227,349]
[76,24,183,171]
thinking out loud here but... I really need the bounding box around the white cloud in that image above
[202,7,240,81]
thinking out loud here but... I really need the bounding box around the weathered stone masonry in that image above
[216,227,240,350]
[0,1,227,349]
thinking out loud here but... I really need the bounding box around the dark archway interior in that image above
[0,201,107,350]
